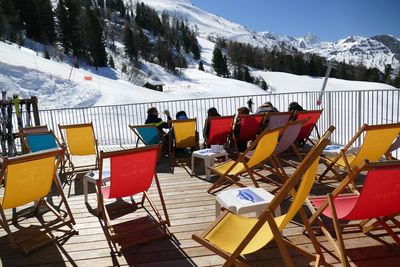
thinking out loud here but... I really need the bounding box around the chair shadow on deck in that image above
[0,228,74,266]
[346,245,400,266]
[95,214,196,267]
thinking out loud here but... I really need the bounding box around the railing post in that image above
[357,91,362,146]
[115,106,122,146]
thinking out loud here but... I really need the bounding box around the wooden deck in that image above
[1,153,400,266]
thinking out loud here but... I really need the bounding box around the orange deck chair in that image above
[96,145,170,254]
[193,127,334,267]
[231,113,265,154]
[168,118,199,172]
[309,160,400,266]
[207,126,284,194]
[294,110,323,146]
[58,122,99,182]
[319,123,400,183]
[204,115,235,147]
[0,149,76,254]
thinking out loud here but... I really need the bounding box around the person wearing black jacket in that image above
[145,107,172,131]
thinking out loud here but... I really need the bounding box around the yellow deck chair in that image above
[168,118,199,172]
[193,126,335,266]
[207,126,283,194]
[0,149,76,254]
[319,123,400,182]
[58,122,99,183]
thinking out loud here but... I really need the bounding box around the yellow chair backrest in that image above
[279,156,320,230]
[65,125,96,155]
[173,119,197,148]
[246,129,280,168]
[351,127,400,169]
[2,156,57,209]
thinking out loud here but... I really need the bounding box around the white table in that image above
[191,149,228,180]
[83,169,110,203]
[215,187,281,217]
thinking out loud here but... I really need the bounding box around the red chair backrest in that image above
[343,164,400,220]
[207,116,234,145]
[295,110,322,140]
[236,114,265,142]
[108,146,159,198]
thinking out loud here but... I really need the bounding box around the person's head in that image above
[262,101,273,107]
[147,107,159,116]
[207,107,220,117]
[176,110,188,120]
[237,107,250,115]
[288,102,304,112]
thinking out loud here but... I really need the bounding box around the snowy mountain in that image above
[136,0,399,73]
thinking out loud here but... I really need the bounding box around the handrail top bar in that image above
[37,89,396,112]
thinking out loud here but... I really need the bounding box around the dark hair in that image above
[207,107,220,117]
[288,102,304,112]
[237,107,250,115]
[176,110,188,119]
[147,107,158,115]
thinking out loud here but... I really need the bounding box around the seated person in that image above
[256,101,279,114]
[145,107,171,153]
[203,107,221,144]
[288,102,304,112]
[145,107,171,132]
[233,107,250,152]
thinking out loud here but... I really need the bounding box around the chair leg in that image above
[265,210,295,267]
[327,194,350,267]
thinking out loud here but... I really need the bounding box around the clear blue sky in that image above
[190,0,400,41]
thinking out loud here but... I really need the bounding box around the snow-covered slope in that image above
[0,41,394,109]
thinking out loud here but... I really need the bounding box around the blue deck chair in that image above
[25,131,59,152]
[129,124,164,148]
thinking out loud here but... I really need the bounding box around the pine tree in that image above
[108,55,115,68]
[84,8,107,67]
[55,0,71,52]
[212,47,228,77]
[198,60,204,71]
[123,22,138,60]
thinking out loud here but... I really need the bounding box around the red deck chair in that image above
[294,110,323,146]
[232,113,265,153]
[96,145,170,254]
[309,160,400,266]
[205,115,234,147]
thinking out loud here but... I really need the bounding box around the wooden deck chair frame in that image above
[58,122,99,181]
[319,122,400,183]
[168,118,199,173]
[96,145,171,254]
[253,119,309,184]
[309,160,400,267]
[204,115,235,147]
[265,111,293,129]
[0,149,77,254]
[193,126,335,267]
[385,134,400,160]
[294,110,323,146]
[207,126,284,194]
[231,113,266,154]
[129,124,164,149]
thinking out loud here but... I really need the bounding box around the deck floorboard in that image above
[1,151,400,266]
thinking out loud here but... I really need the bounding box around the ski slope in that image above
[0,41,395,109]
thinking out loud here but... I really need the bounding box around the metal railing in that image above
[13,89,400,156]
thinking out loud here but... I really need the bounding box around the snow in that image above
[0,0,397,109]
[0,39,395,110]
